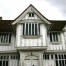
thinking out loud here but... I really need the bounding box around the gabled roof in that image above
[0,4,66,32]
[12,4,51,25]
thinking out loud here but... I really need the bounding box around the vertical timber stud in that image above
[24,23,26,35]
[28,23,29,35]
[37,23,39,35]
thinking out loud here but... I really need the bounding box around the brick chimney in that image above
[0,17,2,20]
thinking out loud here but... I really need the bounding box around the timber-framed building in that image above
[0,4,66,66]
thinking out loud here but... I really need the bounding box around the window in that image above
[29,13,34,17]
[0,55,19,66]
[43,54,53,60]
[0,55,9,66]
[0,61,8,66]
[49,32,60,42]
[55,54,66,66]
[10,55,19,59]
[0,33,11,43]
[43,54,66,66]
[23,23,40,35]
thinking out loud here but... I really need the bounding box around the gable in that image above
[22,12,41,20]
[12,4,51,25]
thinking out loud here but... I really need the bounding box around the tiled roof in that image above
[0,4,66,32]
[50,20,66,31]
[0,20,14,32]
[0,20,66,32]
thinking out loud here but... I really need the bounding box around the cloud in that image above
[0,0,66,20]
[44,0,66,19]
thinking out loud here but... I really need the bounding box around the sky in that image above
[0,0,66,20]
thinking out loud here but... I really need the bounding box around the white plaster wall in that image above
[47,32,66,50]
[40,24,47,46]
[16,23,47,47]
[21,38,42,46]
[0,34,16,51]
[16,24,22,47]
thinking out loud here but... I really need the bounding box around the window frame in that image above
[0,32,12,44]
[43,53,66,66]
[28,13,34,17]
[23,23,40,37]
[49,31,61,43]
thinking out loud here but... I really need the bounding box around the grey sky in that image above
[45,0,66,19]
[0,0,66,20]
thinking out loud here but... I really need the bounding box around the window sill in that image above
[0,43,12,46]
[50,42,61,44]
[22,35,41,39]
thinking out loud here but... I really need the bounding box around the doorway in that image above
[24,55,39,66]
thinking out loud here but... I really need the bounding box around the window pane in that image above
[45,55,47,59]
[64,54,66,59]
[56,33,58,42]
[35,24,37,35]
[32,24,34,35]
[6,33,8,43]
[61,54,63,59]
[59,60,62,66]
[26,24,28,35]
[29,13,31,17]
[59,55,61,59]
[62,60,64,66]
[50,32,60,42]
[9,34,11,43]
[53,33,55,42]
[50,33,52,42]
[6,61,8,66]
[1,56,3,59]
[55,54,58,59]
[3,61,5,66]
[51,55,53,59]
[0,61,2,66]
[55,60,58,66]
[47,55,49,59]
[32,13,34,17]
[65,60,66,66]
[29,24,31,35]
[1,34,3,43]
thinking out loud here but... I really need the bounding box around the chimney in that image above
[0,17,2,20]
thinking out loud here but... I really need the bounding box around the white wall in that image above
[0,34,16,51]
[47,32,66,50]
[16,23,47,47]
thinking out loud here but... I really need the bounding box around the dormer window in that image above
[29,13,34,17]
[23,23,40,35]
